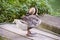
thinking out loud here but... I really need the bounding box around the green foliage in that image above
[0,36,8,40]
[0,0,51,22]
[48,0,60,16]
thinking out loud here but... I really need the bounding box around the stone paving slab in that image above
[0,24,60,40]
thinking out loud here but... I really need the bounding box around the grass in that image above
[0,36,10,40]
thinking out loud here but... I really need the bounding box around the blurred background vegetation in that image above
[0,0,60,23]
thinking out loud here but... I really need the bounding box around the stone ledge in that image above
[40,14,60,34]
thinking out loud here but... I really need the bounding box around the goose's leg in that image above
[26,27,32,36]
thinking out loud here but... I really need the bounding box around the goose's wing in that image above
[20,20,28,25]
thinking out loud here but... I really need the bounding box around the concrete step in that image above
[0,24,60,40]
[40,14,60,34]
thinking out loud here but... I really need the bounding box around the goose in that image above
[21,7,42,36]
